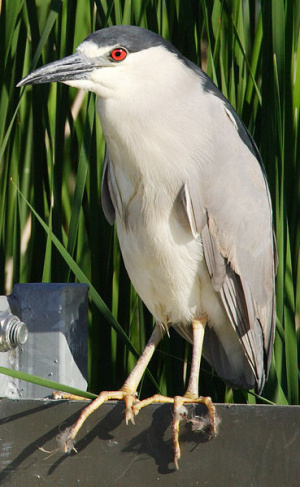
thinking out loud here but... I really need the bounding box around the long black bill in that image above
[17,52,96,87]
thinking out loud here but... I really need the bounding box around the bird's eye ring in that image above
[110,48,127,62]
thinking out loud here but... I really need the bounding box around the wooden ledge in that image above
[0,399,299,485]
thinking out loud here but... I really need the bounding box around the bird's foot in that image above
[52,389,217,469]
[173,394,217,469]
[53,390,138,454]
[133,393,217,469]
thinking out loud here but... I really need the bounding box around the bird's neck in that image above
[97,96,180,183]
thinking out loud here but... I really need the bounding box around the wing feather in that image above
[182,111,277,392]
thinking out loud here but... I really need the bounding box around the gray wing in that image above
[101,150,115,225]
[182,93,277,393]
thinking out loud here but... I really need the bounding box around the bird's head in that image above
[17,25,192,101]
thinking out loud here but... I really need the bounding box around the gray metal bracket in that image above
[0,283,88,398]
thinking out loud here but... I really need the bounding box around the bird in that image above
[17,25,277,468]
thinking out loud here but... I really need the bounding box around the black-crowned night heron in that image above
[18,25,277,468]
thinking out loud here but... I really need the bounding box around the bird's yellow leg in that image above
[133,315,216,469]
[173,314,216,468]
[56,322,166,453]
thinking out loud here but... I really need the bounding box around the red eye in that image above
[110,48,127,62]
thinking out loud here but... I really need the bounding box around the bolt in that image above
[0,311,29,352]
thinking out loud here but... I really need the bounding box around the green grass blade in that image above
[0,365,97,399]
[67,95,95,262]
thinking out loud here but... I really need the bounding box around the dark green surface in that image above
[0,399,299,486]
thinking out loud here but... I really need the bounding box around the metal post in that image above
[0,283,88,398]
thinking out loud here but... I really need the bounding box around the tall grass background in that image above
[0,0,299,405]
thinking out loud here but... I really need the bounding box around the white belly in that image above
[116,204,228,334]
